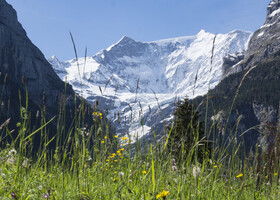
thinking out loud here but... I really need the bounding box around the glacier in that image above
[49,29,252,142]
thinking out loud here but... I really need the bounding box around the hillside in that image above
[0,0,94,150]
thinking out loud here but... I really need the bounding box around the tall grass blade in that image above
[163,123,173,152]
[23,116,56,141]
[151,144,156,193]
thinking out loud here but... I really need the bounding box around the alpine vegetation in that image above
[0,0,280,199]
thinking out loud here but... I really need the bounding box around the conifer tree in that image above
[168,98,204,162]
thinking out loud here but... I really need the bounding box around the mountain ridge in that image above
[0,0,94,150]
[225,0,280,75]
[192,0,280,152]
[50,29,251,141]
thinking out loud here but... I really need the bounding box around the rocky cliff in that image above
[195,0,280,152]
[226,0,280,74]
[0,0,92,148]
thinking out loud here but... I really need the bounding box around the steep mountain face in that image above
[0,0,92,148]
[194,0,280,152]
[226,0,280,75]
[50,30,251,141]
[0,0,69,107]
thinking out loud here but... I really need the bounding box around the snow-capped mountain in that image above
[48,56,69,78]
[49,29,252,141]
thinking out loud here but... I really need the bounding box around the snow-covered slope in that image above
[49,29,252,141]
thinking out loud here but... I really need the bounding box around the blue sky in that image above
[6,0,271,61]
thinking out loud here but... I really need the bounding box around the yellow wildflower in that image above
[117,150,121,154]
[236,174,243,178]
[156,190,169,199]
[213,165,217,168]
[120,148,125,151]
[114,135,118,138]
[101,140,105,144]
[142,170,147,174]
[104,136,108,139]
[93,112,102,119]
[274,173,278,176]
[122,136,128,141]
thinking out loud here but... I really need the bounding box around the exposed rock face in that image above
[252,103,278,126]
[222,51,245,78]
[0,0,74,109]
[50,30,251,142]
[0,0,92,148]
[227,0,280,73]
[194,0,280,151]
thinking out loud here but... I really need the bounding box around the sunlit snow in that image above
[49,29,252,142]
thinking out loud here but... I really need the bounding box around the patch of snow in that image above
[269,8,280,17]
[50,29,252,142]
[260,21,276,29]
[257,31,264,38]
[129,125,151,142]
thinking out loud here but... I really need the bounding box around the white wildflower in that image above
[171,158,177,171]
[22,159,29,168]
[7,156,15,164]
[119,172,124,179]
[8,149,17,156]
[192,165,201,178]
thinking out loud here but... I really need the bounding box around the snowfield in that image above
[49,29,252,142]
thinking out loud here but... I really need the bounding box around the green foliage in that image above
[167,98,204,162]
[192,59,280,152]
[0,91,280,199]
[195,58,280,116]
[0,51,280,200]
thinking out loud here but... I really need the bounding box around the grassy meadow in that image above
[0,88,280,200]
[0,39,280,200]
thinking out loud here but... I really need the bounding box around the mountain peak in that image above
[49,55,59,61]
[197,29,206,34]
[105,36,136,51]
[268,0,280,7]
[266,0,280,20]
[0,0,26,36]
[235,0,280,71]
[117,36,135,45]
[196,29,213,38]
[52,30,251,140]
